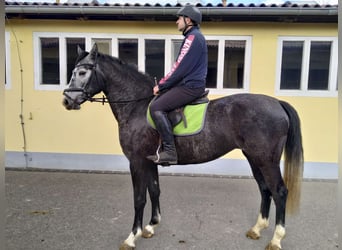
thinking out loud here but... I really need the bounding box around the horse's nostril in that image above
[63,98,69,106]
[62,98,73,110]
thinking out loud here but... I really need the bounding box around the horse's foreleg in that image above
[142,164,161,238]
[120,229,142,250]
[120,164,148,250]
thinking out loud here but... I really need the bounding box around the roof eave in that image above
[5,5,338,23]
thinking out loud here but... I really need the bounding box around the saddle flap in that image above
[168,108,185,128]
[147,101,209,136]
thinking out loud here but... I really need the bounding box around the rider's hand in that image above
[153,85,159,96]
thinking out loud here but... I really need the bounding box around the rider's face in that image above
[176,16,190,32]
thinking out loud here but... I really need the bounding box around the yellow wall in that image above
[5,19,338,163]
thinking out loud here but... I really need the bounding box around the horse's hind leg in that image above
[142,163,161,238]
[264,173,287,250]
[245,156,272,240]
[245,154,287,250]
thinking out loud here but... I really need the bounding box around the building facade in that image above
[4,2,338,178]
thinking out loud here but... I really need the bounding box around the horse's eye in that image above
[78,71,86,77]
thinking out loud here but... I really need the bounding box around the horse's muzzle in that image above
[62,96,81,110]
[63,87,91,110]
[62,88,88,110]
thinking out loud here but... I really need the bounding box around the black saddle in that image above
[168,90,209,128]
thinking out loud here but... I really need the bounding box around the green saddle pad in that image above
[147,102,209,136]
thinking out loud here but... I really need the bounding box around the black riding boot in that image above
[147,111,178,165]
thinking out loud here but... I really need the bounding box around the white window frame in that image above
[34,32,88,90]
[33,32,252,94]
[205,35,252,95]
[5,31,11,89]
[275,36,338,97]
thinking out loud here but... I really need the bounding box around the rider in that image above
[147,5,208,165]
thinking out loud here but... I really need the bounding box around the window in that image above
[171,39,182,62]
[171,37,251,93]
[145,39,165,80]
[205,37,251,93]
[33,33,252,93]
[118,38,138,65]
[40,37,60,85]
[67,38,85,82]
[34,33,88,90]
[92,38,111,55]
[206,40,218,88]
[280,41,303,90]
[223,40,246,89]
[276,37,338,96]
[308,41,331,90]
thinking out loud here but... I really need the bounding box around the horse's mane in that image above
[97,52,155,88]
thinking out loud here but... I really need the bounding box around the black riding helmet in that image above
[176,5,202,25]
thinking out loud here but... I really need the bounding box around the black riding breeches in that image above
[149,86,205,113]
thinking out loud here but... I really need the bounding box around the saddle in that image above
[167,89,209,128]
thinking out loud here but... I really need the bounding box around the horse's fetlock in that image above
[122,229,142,249]
[151,213,161,225]
[268,225,285,250]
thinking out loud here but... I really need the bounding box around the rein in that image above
[88,94,154,105]
[63,59,154,105]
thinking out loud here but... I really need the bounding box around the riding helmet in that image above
[177,5,202,25]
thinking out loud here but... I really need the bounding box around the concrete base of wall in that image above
[5,151,338,179]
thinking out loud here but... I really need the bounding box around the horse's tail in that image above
[279,100,304,214]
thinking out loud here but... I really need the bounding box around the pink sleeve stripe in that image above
[159,35,195,84]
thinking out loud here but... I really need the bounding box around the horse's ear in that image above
[77,45,84,56]
[90,43,98,58]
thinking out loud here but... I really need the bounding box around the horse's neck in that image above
[104,84,151,126]
[107,98,150,127]
[100,59,153,125]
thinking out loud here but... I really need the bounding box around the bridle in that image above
[63,56,154,105]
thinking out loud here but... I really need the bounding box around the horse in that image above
[62,44,303,250]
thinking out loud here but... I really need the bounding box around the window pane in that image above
[280,41,303,90]
[66,38,85,82]
[171,39,182,62]
[41,37,60,85]
[223,40,245,89]
[93,38,111,55]
[206,40,218,88]
[145,39,165,80]
[308,41,331,90]
[118,39,138,65]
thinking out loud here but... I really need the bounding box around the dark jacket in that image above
[158,26,207,91]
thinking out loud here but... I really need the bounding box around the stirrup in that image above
[146,153,177,166]
[146,145,177,166]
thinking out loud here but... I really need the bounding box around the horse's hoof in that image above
[119,243,135,250]
[246,229,260,240]
[142,228,153,238]
[142,224,155,238]
[265,242,281,250]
